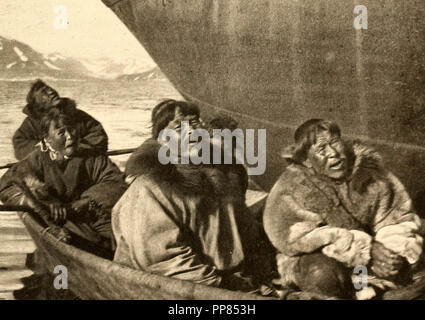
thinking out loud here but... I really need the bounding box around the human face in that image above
[305,131,347,180]
[160,107,205,155]
[46,120,78,158]
[33,85,60,111]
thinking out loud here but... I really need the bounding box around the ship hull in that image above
[102,0,425,211]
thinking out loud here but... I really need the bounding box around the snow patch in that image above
[6,61,17,69]
[13,47,28,62]
[122,58,151,75]
[0,76,78,82]
[79,57,154,79]
[79,59,107,73]
[48,53,66,62]
[0,42,3,51]
[43,61,61,70]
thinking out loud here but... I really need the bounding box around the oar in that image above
[105,148,135,156]
[0,147,136,170]
[0,163,17,170]
[0,205,32,212]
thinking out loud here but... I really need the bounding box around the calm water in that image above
[0,79,182,169]
[0,78,182,299]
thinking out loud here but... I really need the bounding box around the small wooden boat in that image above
[0,147,271,300]
[0,146,272,300]
[14,205,272,300]
[3,0,425,298]
[7,208,425,300]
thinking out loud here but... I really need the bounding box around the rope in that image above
[41,227,52,236]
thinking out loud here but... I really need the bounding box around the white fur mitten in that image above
[322,230,372,267]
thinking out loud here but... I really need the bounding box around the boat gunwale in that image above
[17,211,273,300]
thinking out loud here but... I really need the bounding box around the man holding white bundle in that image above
[264,119,423,299]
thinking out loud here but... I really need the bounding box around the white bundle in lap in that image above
[375,222,423,264]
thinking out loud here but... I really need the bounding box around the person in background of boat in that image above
[263,119,423,299]
[206,115,265,192]
[12,79,108,160]
[0,106,127,257]
[113,99,275,293]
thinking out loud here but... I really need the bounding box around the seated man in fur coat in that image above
[263,119,423,299]
[113,99,275,292]
[13,79,108,160]
[0,107,127,257]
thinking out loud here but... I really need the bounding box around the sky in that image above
[0,0,155,62]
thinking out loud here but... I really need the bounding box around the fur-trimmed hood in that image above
[23,97,77,118]
[283,140,386,194]
[345,140,386,194]
[125,138,248,197]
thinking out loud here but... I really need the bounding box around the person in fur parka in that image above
[263,119,423,299]
[113,100,275,292]
[1,107,126,257]
[13,79,108,160]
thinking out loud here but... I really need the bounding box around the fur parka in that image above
[12,98,108,160]
[113,138,272,288]
[264,141,423,288]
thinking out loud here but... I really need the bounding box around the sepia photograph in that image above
[0,0,425,305]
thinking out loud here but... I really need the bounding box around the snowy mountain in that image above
[0,36,92,80]
[79,57,155,79]
[116,66,166,81]
[0,36,155,80]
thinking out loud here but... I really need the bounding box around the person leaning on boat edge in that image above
[263,119,424,299]
[0,106,127,258]
[12,79,108,160]
[113,99,276,294]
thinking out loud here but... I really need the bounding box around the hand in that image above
[48,203,68,225]
[371,241,404,279]
[71,198,90,214]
